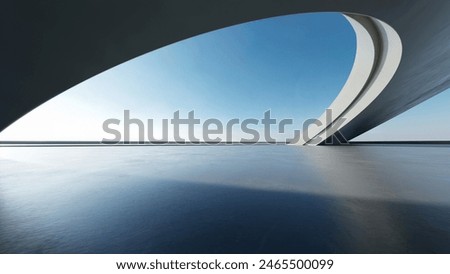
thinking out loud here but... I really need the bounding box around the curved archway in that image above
[1,1,449,143]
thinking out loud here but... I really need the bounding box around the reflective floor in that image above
[0,145,449,253]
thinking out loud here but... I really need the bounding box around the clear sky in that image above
[0,12,448,142]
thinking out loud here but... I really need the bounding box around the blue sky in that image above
[0,12,448,141]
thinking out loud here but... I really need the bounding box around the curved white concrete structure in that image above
[300,14,403,145]
[1,1,450,143]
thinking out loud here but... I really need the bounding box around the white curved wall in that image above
[299,14,403,145]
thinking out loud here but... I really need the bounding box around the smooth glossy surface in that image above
[1,145,449,253]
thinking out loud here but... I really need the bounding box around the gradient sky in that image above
[0,12,448,142]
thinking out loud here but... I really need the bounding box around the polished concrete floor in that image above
[0,145,449,253]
